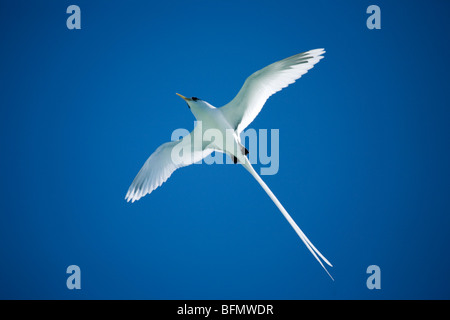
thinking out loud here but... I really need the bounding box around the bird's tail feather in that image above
[241,157,334,280]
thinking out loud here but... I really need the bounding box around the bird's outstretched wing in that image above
[125,127,213,203]
[220,49,325,133]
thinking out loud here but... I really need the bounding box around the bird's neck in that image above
[190,102,216,120]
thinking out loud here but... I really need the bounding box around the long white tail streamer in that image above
[242,157,334,280]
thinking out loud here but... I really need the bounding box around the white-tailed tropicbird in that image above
[125,49,333,279]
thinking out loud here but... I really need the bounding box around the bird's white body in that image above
[125,49,334,279]
[191,102,246,163]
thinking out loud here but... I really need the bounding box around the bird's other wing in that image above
[220,49,325,133]
[125,127,213,203]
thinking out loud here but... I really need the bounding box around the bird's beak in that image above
[176,93,190,101]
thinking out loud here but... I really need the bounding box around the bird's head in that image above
[176,93,201,110]
[176,93,212,119]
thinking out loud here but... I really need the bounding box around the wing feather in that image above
[221,49,325,133]
[125,127,212,202]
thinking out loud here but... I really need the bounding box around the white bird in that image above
[125,49,333,279]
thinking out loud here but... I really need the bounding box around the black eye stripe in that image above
[191,97,199,101]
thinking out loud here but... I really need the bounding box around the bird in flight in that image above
[125,49,333,279]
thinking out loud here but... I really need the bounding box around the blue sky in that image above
[1,0,450,299]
